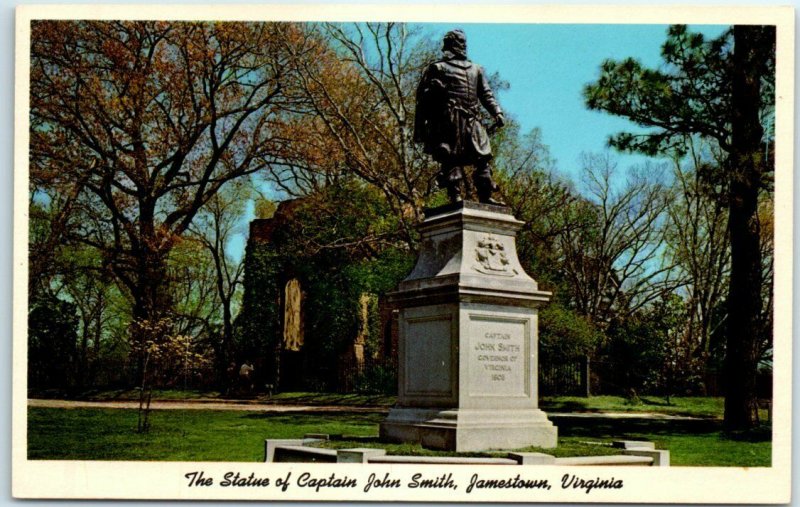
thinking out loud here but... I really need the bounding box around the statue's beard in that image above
[443,48,467,60]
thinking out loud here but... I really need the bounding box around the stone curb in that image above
[264,439,671,466]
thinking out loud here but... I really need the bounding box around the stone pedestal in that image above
[379,201,557,452]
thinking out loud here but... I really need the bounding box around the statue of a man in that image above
[414,29,506,205]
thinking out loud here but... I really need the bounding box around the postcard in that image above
[13,3,793,503]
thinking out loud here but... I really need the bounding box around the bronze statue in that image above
[414,29,506,205]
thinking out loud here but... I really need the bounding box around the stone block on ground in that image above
[622,449,670,466]
[271,445,337,463]
[612,440,656,450]
[264,439,304,462]
[336,448,387,463]
[508,452,556,465]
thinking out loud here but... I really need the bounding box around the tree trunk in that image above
[723,25,772,431]
[218,296,235,393]
[80,327,89,388]
[130,230,172,386]
[92,302,102,386]
[223,302,234,365]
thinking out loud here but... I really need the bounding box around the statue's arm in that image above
[416,65,432,104]
[477,66,503,120]
[413,64,434,143]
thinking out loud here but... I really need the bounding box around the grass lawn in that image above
[551,415,771,466]
[28,407,382,462]
[540,395,725,418]
[28,406,770,466]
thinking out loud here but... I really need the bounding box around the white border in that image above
[12,4,794,502]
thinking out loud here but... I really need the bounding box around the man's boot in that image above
[474,163,505,205]
[447,179,463,204]
[475,180,505,205]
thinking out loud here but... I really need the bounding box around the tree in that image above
[28,190,84,301]
[28,293,79,389]
[167,235,219,342]
[664,149,730,362]
[492,123,578,283]
[130,317,210,432]
[723,25,774,430]
[601,294,695,398]
[30,198,128,388]
[187,181,250,385]
[558,153,676,327]
[584,25,775,430]
[539,303,601,363]
[61,249,117,387]
[274,22,439,245]
[30,21,300,359]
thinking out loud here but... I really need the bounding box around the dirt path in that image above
[28,398,705,420]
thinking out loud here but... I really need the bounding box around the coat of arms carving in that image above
[473,234,518,276]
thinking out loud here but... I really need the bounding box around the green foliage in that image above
[353,363,397,395]
[647,295,708,397]
[299,267,356,363]
[235,242,283,376]
[539,303,601,362]
[600,311,669,395]
[598,295,706,397]
[584,25,735,156]
[254,198,277,219]
[234,179,413,392]
[424,189,451,209]
[343,250,412,355]
[295,247,411,390]
[28,294,79,389]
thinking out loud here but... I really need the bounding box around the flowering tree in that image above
[30,21,303,362]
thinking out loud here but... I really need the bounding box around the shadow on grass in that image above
[552,414,771,443]
[551,415,721,439]
[721,424,772,442]
[261,393,394,407]
[638,396,672,407]
[540,397,677,413]
[242,410,385,427]
[540,400,598,413]
[30,387,222,402]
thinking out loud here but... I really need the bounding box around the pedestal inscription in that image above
[468,316,528,396]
